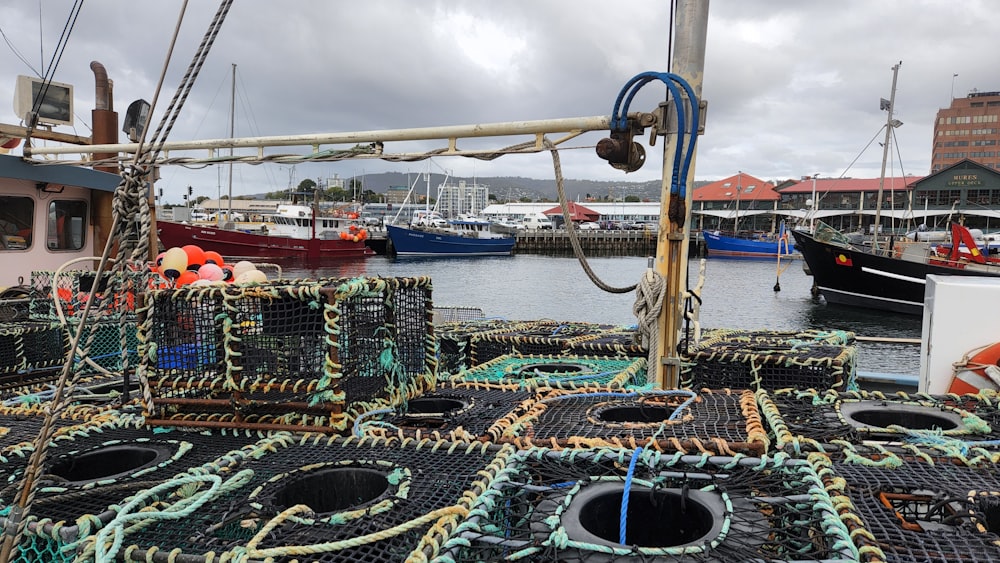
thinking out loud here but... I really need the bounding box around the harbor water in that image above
[273,254,923,379]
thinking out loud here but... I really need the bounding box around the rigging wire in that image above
[0,24,42,77]
[24,0,83,137]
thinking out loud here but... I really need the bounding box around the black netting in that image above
[504,389,767,454]
[564,330,646,358]
[437,320,529,376]
[2,421,264,554]
[813,449,1000,562]
[469,321,622,367]
[115,436,505,563]
[762,389,999,454]
[681,329,857,390]
[438,448,856,562]
[0,322,66,376]
[358,382,539,442]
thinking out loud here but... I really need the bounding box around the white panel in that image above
[921,275,1000,393]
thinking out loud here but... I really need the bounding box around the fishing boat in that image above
[157,203,375,260]
[792,221,1000,315]
[702,228,798,259]
[386,215,515,256]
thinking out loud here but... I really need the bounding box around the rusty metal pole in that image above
[89,61,121,257]
[653,0,708,388]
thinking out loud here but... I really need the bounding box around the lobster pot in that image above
[137,277,435,434]
[503,388,768,455]
[111,435,511,563]
[432,306,486,324]
[67,318,139,374]
[435,447,856,563]
[810,446,1000,563]
[1,419,263,563]
[356,381,541,442]
[563,329,647,358]
[0,321,66,377]
[468,320,622,367]
[451,354,645,390]
[29,269,148,322]
[437,319,529,376]
[681,329,858,391]
[759,389,996,454]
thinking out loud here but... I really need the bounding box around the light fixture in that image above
[37,182,64,194]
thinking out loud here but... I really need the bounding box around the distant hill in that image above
[342,172,711,202]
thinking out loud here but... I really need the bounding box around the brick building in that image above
[931,91,1000,173]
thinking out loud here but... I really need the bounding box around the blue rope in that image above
[620,447,644,545]
[667,389,698,421]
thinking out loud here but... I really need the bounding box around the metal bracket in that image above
[661,356,682,367]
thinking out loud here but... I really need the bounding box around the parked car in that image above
[577,221,600,230]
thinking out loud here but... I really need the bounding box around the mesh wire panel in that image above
[109,435,511,563]
[434,448,857,562]
[468,321,622,367]
[2,420,269,562]
[450,354,645,390]
[811,446,1000,562]
[138,277,435,433]
[433,307,485,324]
[760,389,998,454]
[564,329,646,358]
[0,322,66,376]
[68,318,139,374]
[0,405,115,454]
[681,329,858,391]
[437,320,530,376]
[503,388,768,455]
[357,381,541,442]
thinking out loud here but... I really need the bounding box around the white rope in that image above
[632,269,667,385]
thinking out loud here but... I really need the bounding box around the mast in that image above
[227,63,235,223]
[872,61,901,253]
[653,0,708,388]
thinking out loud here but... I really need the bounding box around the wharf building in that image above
[481,160,1000,237]
[931,90,1000,173]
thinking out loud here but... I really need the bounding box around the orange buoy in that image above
[950,342,1000,395]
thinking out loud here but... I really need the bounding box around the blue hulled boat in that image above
[702,229,798,259]
[386,218,515,256]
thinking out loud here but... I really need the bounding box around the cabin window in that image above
[0,196,34,251]
[47,200,87,251]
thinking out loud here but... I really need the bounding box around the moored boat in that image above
[157,203,375,260]
[792,221,1000,315]
[386,217,515,256]
[702,229,798,259]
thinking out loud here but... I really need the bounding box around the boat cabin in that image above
[0,155,120,289]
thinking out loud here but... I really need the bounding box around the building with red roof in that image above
[691,172,783,234]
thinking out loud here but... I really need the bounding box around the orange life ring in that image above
[949,341,1000,395]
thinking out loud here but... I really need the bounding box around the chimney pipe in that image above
[90,61,110,111]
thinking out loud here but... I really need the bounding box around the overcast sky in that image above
[1,1,996,203]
